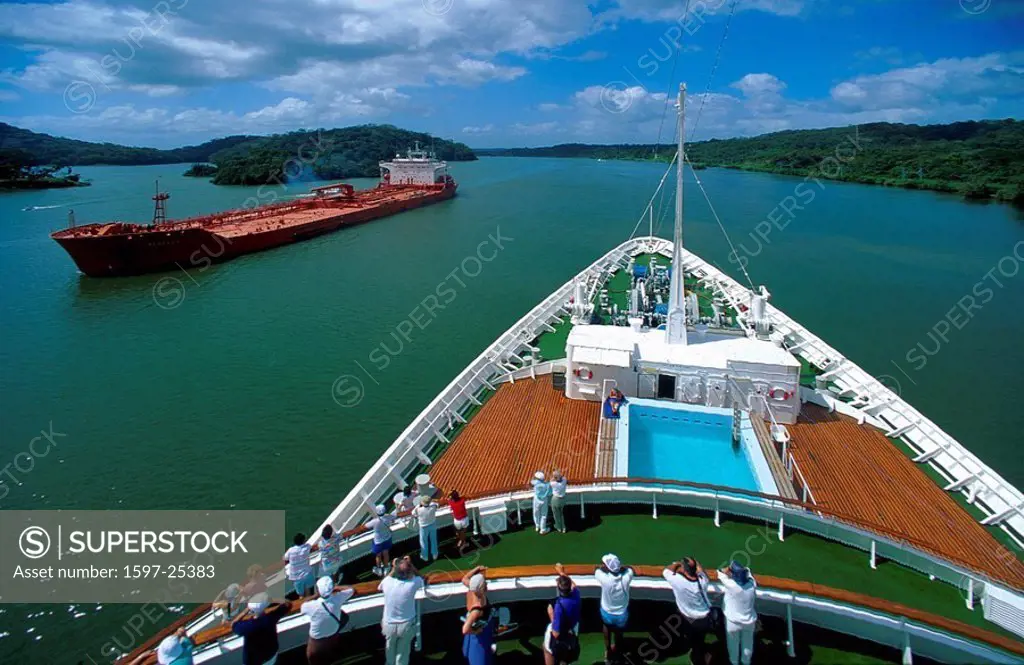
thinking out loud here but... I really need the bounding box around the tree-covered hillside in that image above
[208,125,477,185]
[0,123,252,167]
[478,120,1024,203]
[0,123,477,188]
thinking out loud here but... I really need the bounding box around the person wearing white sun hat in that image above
[530,470,552,534]
[595,553,633,663]
[155,628,193,665]
[413,493,440,562]
[302,575,356,665]
[230,592,290,665]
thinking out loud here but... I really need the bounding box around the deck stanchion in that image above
[966,578,974,610]
[714,494,720,527]
[473,508,480,537]
[870,541,877,570]
[786,598,796,658]
[901,621,913,665]
[778,514,785,542]
[652,493,658,520]
[516,500,522,525]
[580,492,586,518]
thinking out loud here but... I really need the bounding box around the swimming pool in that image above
[614,399,778,495]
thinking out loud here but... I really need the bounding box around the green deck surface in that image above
[535,317,574,361]
[406,508,1012,640]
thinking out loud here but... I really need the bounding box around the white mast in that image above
[666,83,687,345]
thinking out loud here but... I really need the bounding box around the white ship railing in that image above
[186,570,1022,665]
[632,237,1024,548]
[162,479,1024,660]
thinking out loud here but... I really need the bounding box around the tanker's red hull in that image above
[52,183,456,277]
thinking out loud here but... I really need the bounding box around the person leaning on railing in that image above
[230,593,291,665]
[718,561,758,665]
[595,553,633,664]
[549,470,569,534]
[302,576,355,665]
[663,557,718,665]
[544,563,581,665]
[461,565,497,665]
[380,555,427,665]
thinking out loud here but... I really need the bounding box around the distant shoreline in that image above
[0,177,90,191]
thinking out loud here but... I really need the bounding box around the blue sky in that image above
[0,0,1022,148]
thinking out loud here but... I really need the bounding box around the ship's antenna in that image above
[152,179,170,226]
[666,83,687,347]
[68,209,76,228]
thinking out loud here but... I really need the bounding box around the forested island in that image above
[0,148,89,190]
[0,122,477,189]
[478,120,1024,203]
[183,163,218,178]
[208,126,476,185]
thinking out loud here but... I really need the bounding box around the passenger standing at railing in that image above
[531,470,552,535]
[595,553,633,663]
[664,557,717,665]
[413,494,440,562]
[283,532,316,598]
[449,490,470,554]
[718,561,758,665]
[544,563,581,665]
[461,565,496,665]
[230,593,291,665]
[317,524,344,583]
[303,576,355,665]
[153,628,193,665]
[380,556,427,665]
[549,470,568,534]
[367,504,398,577]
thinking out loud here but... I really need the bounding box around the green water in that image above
[1,158,1023,662]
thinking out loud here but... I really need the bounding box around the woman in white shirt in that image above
[718,561,757,665]
[549,471,569,533]
[283,532,315,597]
[302,576,355,665]
[366,504,397,577]
[594,553,633,663]
[413,495,439,562]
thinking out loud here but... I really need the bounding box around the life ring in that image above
[769,387,792,401]
[573,367,593,380]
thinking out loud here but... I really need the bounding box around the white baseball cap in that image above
[157,635,183,664]
[375,504,386,516]
[602,553,621,573]
[248,592,270,613]
[534,471,545,481]
[316,576,334,598]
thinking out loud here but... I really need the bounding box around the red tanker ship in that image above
[51,146,457,277]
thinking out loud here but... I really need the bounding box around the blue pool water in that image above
[627,404,762,492]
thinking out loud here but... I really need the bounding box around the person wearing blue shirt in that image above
[544,563,581,665]
[230,593,291,665]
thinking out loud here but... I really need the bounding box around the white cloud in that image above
[462,124,494,134]
[829,53,1024,111]
[524,53,1024,145]
[731,73,787,97]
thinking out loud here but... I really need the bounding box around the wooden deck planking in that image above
[787,404,1024,588]
[429,376,600,497]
